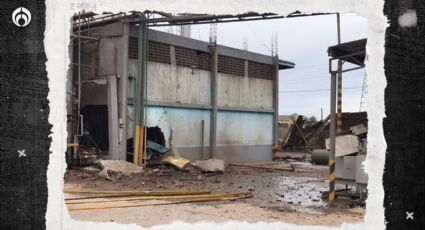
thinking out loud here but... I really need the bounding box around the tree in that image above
[289,113,298,121]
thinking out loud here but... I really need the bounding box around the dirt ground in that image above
[64,161,365,228]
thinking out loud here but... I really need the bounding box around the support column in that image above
[337,61,343,134]
[336,13,343,135]
[107,75,119,160]
[134,18,148,166]
[209,44,218,159]
[328,72,337,203]
[272,56,279,159]
[117,22,130,160]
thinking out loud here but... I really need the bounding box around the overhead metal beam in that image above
[73,11,335,31]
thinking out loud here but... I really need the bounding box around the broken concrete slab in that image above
[82,166,101,173]
[99,160,143,175]
[161,155,190,170]
[192,159,225,172]
[325,135,359,157]
[98,168,114,181]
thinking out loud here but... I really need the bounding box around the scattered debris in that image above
[192,159,225,172]
[82,166,101,173]
[99,160,143,175]
[98,168,113,181]
[161,155,190,170]
[281,112,367,152]
[229,163,294,172]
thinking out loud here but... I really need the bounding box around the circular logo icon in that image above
[12,7,32,27]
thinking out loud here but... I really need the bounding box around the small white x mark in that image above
[18,149,26,158]
[406,211,414,220]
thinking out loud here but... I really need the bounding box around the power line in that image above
[279,86,362,93]
[242,21,273,54]
[281,76,329,83]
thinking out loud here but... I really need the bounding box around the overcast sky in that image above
[153,14,367,119]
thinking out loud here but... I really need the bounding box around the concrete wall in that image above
[74,22,129,160]
[78,23,123,108]
[127,59,274,162]
[147,106,211,161]
[128,60,210,105]
[217,73,273,109]
[77,23,279,162]
[216,111,273,162]
[132,107,273,162]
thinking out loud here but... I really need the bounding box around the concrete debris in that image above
[192,159,225,172]
[229,163,294,172]
[280,151,308,161]
[325,135,359,157]
[99,160,143,175]
[98,168,114,181]
[281,112,367,152]
[82,166,101,172]
[161,155,190,170]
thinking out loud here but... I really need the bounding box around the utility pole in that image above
[336,13,343,135]
[328,13,342,205]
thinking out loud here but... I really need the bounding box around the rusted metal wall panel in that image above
[128,60,211,105]
[217,73,273,109]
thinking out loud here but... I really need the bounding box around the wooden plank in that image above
[64,188,211,196]
[66,192,251,204]
[67,192,253,211]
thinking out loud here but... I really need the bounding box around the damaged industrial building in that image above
[68,15,294,164]
[65,11,369,227]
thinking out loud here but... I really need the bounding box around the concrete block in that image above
[193,159,225,172]
[326,135,359,157]
[355,155,368,184]
[336,156,356,180]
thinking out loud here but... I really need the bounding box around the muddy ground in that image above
[64,161,365,227]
